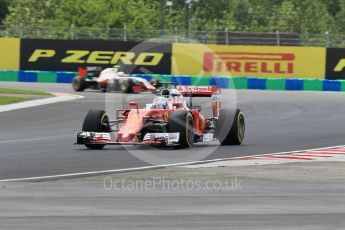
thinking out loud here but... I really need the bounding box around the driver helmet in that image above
[161,89,170,98]
[113,65,121,73]
[152,96,170,109]
[118,71,125,77]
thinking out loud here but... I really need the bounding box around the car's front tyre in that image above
[168,110,194,148]
[82,110,110,149]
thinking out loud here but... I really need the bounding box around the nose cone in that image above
[118,117,143,142]
[118,122,141,142]
[119,133,135,142]
[146,85,156,91]
[116,109,153,142]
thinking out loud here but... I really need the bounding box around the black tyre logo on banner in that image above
[326,48,345,80]
[20,39,172,74]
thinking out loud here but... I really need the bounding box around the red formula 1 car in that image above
[75,86,245,149]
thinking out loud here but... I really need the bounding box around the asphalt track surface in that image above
[1,82,345,180]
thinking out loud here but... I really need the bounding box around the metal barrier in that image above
[1,25,344,47]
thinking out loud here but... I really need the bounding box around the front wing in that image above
[75,132,180,146]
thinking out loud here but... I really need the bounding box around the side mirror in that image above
[173,102,183,108]
[129,101,139,107]
[193,105,202,112]
[129,101,139,118]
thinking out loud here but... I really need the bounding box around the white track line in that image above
[1,144,345,183]
[0,92,83,113]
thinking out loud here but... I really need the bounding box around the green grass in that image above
[0,96,30,105]
[0,87,52,96]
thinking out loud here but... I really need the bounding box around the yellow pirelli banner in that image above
[0,38,20,70]
[172,43,326,78]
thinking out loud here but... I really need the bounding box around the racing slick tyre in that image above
[72,76,88,92]
[82,110,110,150]
[168,111,194,148]
[216,108,245,145]
[120,79,133,93]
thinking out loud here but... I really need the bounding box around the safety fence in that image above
[1,25,345,48]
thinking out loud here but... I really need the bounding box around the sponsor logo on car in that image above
[200,119,206,130]
[163,111,169,121]
[168,133,179,142]
[177,85,213,91]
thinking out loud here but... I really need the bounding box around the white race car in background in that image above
[72,66,175,93]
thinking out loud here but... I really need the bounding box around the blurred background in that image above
[0,0,344,47]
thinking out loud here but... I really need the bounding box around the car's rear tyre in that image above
[150,79,160,87]
[216,108,245,145]
[120,79,133,93]
[99,82,108,92]
[168,110,194,148]
[72,76,88,92]
[82,110,110,149]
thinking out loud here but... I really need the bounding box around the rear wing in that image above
[176,86,221,97]
[78,66,103,78]
[177,86,221,118]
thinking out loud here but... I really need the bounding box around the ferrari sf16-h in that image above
[75,86,245,149]
[72,66,175,93]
